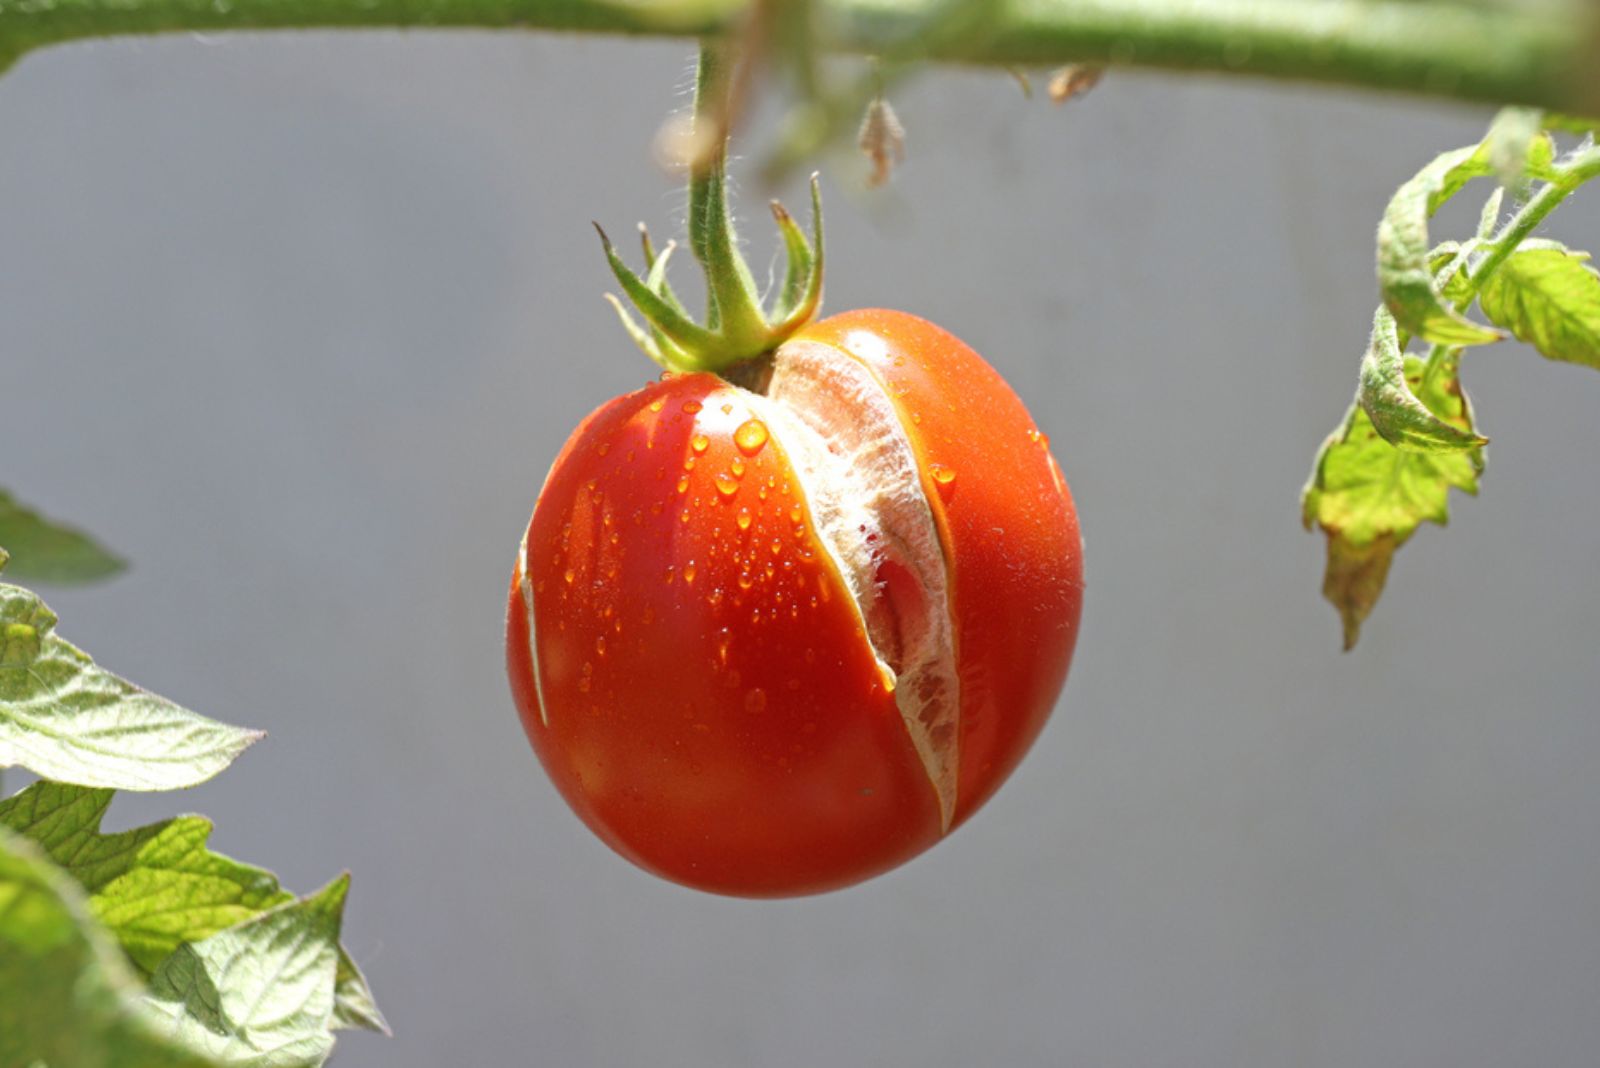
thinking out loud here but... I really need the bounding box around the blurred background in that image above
[3,28,1599,1067]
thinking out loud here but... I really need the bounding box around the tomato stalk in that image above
[596,38,824,376]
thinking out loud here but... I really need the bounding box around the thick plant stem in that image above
[0,0,1595,113]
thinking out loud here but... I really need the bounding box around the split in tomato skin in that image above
[507,310,1083,897]
[796,310,1085,827]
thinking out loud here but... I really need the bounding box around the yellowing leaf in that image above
[1302,349,1484,648]
[1478,245,1600,370]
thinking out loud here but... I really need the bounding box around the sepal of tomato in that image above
[508,310,1082,896]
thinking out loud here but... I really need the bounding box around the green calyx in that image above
[596,40,825,375]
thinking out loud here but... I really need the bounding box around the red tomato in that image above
[507,309,1083,896]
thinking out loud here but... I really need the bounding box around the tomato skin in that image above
[507,311,1082,896]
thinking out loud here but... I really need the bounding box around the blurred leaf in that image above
[1358,307,1488,452]
[142,877,352,1067]
[1484,107,1550,194]
[1478,245,1600,369]
[0,824,216,1068]
[0,779,388,1034]
[1379,145,1506,346]
[1303,349,1484,649]
[0,583,263,790]
[0,488,125,585]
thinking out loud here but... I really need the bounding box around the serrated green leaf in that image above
[0,779,388,1035]
[1358,307,1488,453]
[1303,349,1484,649]
[0,583,263,791]
[1379,145,1506,347]
[332,952,390,1034]
[143,877,350,1067]
[1478,245,1600,369]
[0,488,126,585]
[0,824,218,1068]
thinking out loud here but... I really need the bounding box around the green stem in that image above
[687,39,767,348]
[0,0,1594,113]
[1464,148,1600,296]
[1421,142,1600,391]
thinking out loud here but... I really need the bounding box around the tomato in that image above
[507,309,1083,896]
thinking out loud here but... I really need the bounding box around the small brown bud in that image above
[857,97,907,188]
[1047,65,1105,104]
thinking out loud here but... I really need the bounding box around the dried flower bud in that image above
[857,97,907,188]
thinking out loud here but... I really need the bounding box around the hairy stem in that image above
[1421,142,1600,391]
[0,0,1594,113]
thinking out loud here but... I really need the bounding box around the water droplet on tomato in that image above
[736,508,752,531]
[595,636,607,656]
[648,398,665,413]
[683,560,697,584]
[734,419,769,455]
[691,433,710,454]
[789,504,802,523]
[715,473,739,498]
[563,568,576,585]
[683,400,703,414]
[930,464,957,485]
[730,457,745,478]
[676,477,689,494]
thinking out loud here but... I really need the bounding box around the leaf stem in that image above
[1421,140,1600,391]
[0,0,1594,113]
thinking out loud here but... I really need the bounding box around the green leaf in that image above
[0,779,388,1034]
[0,824,216,1068]
[1303,349,1484,649]
[1478,245,1600,370]
[142,877,351,1067]
[0,487,126,585]
[1378,145,1506,347]
[0,582,263,791]
[331,952,390,1034]
[1358,307,1488,453]
[1430,245,1475,309]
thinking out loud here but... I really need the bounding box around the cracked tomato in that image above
[507,309,1082,896]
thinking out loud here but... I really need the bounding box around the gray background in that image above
[4,29,1599,1068]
